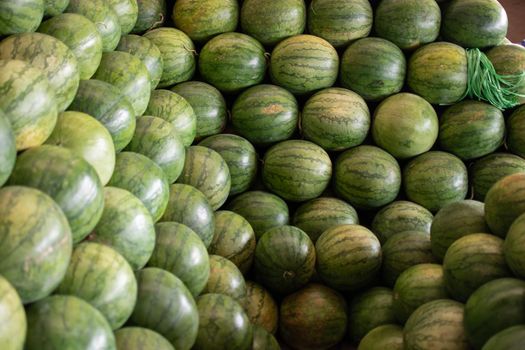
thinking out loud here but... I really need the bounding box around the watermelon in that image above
[404,299,469,350]
[262,140,332,202]
[374,0,441,50]
[507,105,525,157]
[0,59,57,151]
[504,212,525,278]
[280,284,347,350]
[115,327,174,350]
[372,200,433,245]
[393,263,448,324]
[116,34,163,90]
[254,225,315,294]
[199,32,266,93]
[55,242,137,330]
[0,275,26,350]
[132,0,166,34]
[307,0,372,48]
[348,287,396,342]
[8,145,104,243]
[293,197,359,243]
[89,187,155,270]
[66,0,121,52]
[442,0,508,48]
[483,325,525,350]
[203,255,247,301]
[471,153,525,201]
[93,51,151,116]
[403,151,468,213]
[107,0,138,34]
[407,42,468,105]
[0,0,44,35]
[316,224,382,291]
[43,0,68,16]
[209,211,256,275]
[487,44,525,105]
[147,221,210,297]
[334,145,401,209]
[194,293,253,350]
[198,134,257,195]
[464,278,525,349]
[270,34,339,95]
[382,231,436,287]
[241,281,279,334]
[0,186,72,304]
[25,295,115,350]
[340,37,406,101]
[177,146,231,210]
[45,111,115,186]
[301,87,370,151]
[38,13,103,80]
[161,184,215,248]
[143,27,195,88]
[171,81,226,140]
[227,190,289,239]
[357,325,404,350]
[252,325,280,350]
[172,0,238,42]
[130,267,198,350]
[231,84,299,145]
[0,111,16,187]
[144,89,196,147]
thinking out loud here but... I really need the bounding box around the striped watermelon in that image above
[0,111,16,187]
[55,242,137,330]
[115,328,174,350]
[483,325,525,350]
[334,145,401,209]
[507,105,525,157]
[89,187,155,270]
[242,281,279,334]
[358,325,403,350]
[0,186,72,304]
[131,268,198,350]
[203,255,247,301]
[316,224,382,291]
[43,0,68,16]
[38,13,102,80]
[504,212,525,278]
[231,84,299,145]
[147,221,209,297]
[0,275,26,350]
[252,325,280,350]
[262,140,332,202]
[107,0,138,34]
[270,34,339,94]
[132,0,166,34]
[301,87,370,151]
[340,37,406,101]
[0,0,44,35]
[487,44,525,105]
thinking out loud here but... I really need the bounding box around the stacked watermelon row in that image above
[1,0,525,349]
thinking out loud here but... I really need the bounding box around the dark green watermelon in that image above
[241,281,279,334]
[252,325,280,350]
[504,212,525,278]
[483,325,525,350]
[0,0,44,35]
[506,105,525,157]
[115,327,174,350]
[132,0,166,34]
[0,111,16,187]
[0,275,26,350]
[203,255,247,301]
[487,44,525,105]
[357,325,404,350]
[107,0,138,35]
[43,0,68,16]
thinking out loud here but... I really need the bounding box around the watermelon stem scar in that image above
[283,271,296,279]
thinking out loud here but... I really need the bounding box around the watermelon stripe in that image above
[0,0,44,35]
[242,281,279,334]
[0,276,26,349]
[203,255,247,301]
[132,0,166,34]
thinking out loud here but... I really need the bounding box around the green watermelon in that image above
[161,184,215,248]
[198,134,257,195]
[38,13,102,80]
[93,51,151,116]
[115,327,174,350]
[25,295,115,350]
[209,211,256,274]
[504,212,525,278]
[270,34,339,94]
[302,87,370,151]
[262,140,332,202]
[316,224,382,291]
[483,325,525,350]
[199,32,266,93]
[393,263,448,324]
[231,84,299,145]
[0,186,72,304]
[8,145,104,243]
[172,0,238,42]
[487,44,525,105]
[132,0,166,34]
[307,0,372,48]
[194,293,253,350]
[0,111,16,187]
[464,278,525,349]
[403,151,468,213]
[252,325,280,350]
[255,225,315,294]
[507,105,525,157]
[0,59,57,151]
[130,268,198,350]
[0,0,44,35]
[107,0,138,34]
[374,0,441,50]
[147,221,210,297]
[340,37,406,101]
[144,89,196,147]
[143,27,195,88]
[280,284,347,350]
[55,242,137,330]
[372,200,433,245]
[203,255,247,301]
[240,0,305,46]
[357,325,404,350]
[334,145,401,209]
[89,187,155,270]
[0,275,26,350]
[241,281,279,334]
[45,111,115,186]
[43,0,68,16]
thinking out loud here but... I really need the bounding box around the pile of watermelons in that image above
[2,0,525,349]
